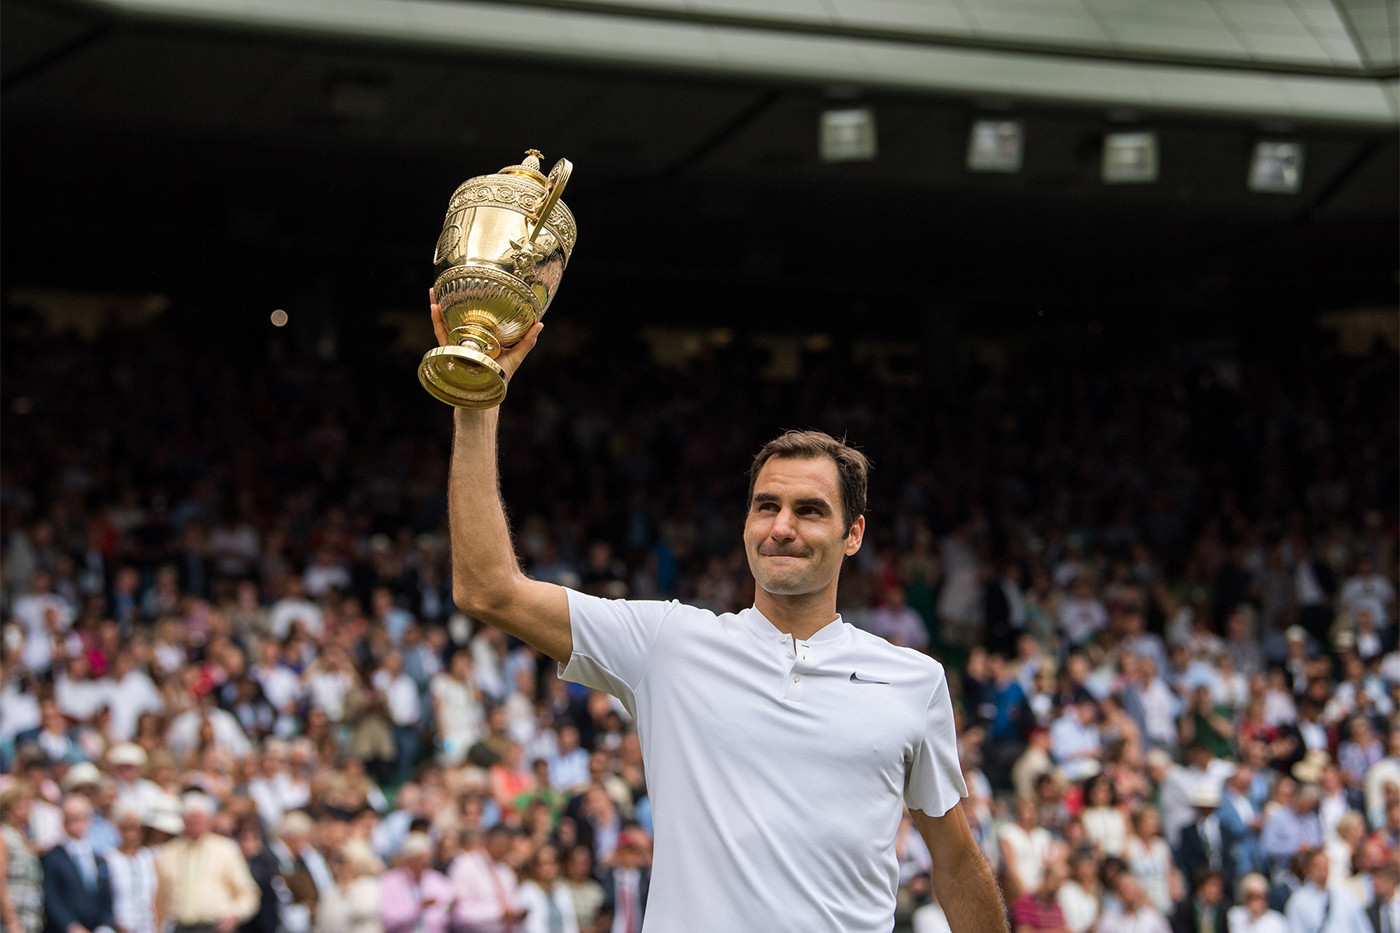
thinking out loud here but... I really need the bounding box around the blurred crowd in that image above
[0,308,1396,933]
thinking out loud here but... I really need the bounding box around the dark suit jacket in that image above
[600,867,651,926]
[1176,818,1237,893]
[41,843,116,933]
[1169,898,1228,933]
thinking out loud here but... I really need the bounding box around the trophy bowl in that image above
[420,150,575,408]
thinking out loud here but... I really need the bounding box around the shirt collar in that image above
[741,606,848,645]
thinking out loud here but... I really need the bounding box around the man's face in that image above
[184,808,210,840]
[1307,852,1330,886]
[744,456,863,600]
[62,801,90,841]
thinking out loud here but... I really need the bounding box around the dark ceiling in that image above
[3,0,1397,345]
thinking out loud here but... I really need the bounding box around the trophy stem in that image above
[418,328,510,409]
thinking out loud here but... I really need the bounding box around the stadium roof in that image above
[3,0,1396,329]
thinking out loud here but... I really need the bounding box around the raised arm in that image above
[911,802,1009,933]
[432,292,572,662]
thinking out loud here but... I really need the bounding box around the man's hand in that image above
[428,288,544,381]
[216,916,238,933]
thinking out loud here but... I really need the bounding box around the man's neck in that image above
[753,589,839,641]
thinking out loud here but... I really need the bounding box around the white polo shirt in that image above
[561,589,967,933]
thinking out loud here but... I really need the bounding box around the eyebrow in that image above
[750,493,832,510]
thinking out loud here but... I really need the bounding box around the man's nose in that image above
[770,508,797,538]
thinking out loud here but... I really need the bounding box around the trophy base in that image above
[418,345,509,409]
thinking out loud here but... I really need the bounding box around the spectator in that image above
[1058,848,1103,933]
[313,843,382,933]
[1098,875,1171,933]
[561,844,606,933]
[448,825,527,933]
[1282,848,1367,933]
[599,829,650,933]
[1000,796,1054,903]
[1010,856,1070,932]
[432,649,484,766]
[380,832,454,933]
[106,801,158,933]
[518,842,579,933]
[1171,869,1228,933]
[1126,806,1185,916]
[1081,773,1128,858]
[41,795,116,933]
[1259,781,1323,878]
[154,793,260,933]
[1368,863,1399,933]
[1225,873,1287,933]
[1050,700,1102,784]
[1176,784,1238,899]
[0,783,42,933]
[234,818,279,933]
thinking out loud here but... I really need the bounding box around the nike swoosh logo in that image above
[849,672,890,685]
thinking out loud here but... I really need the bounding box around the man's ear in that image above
[844,515,865,556]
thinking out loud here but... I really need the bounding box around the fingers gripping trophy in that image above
[420,150,575,408]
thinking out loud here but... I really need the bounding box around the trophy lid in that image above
[499,149,549,185]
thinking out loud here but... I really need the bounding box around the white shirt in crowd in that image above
[373,671,421,727]
[306,670,353,722]
[248,773,311,829]
[1284,883,1371,933]
[166,708,252,758]
[13,590,74,673]
[1225,904,1288,933]
[519,880,580,933]
[1096,906,1170,933]
[107,847,159,933]
[269,597,324,640]
[429,673,483,762]
[255,662,305,713]
[105,669,165,741]
[1058,597,1107,646]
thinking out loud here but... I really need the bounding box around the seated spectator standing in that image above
[42,795,117,933]
[155,794,260,933]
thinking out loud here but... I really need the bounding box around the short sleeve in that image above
[903,664,969,816]
[559,589,674,715]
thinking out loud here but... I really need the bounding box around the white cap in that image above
[108,743,147,768]
[1190,783,1222,809]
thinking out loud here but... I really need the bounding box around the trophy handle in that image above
[526,158,572,246]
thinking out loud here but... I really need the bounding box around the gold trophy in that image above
[419,149,575,408]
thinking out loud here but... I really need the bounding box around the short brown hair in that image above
[748,430,870,534]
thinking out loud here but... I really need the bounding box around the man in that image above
[1226,873,1287,933]
[1283,849,1369,933]
[154,793,260,933]
[107,743,164,819]
[429,298,1006,933]
[447,826,526,933]
[1098,875,1171,933]
[1048,698,1102,783]
[41,795,117,933]
[600,828,651,933]
[1260,782,1323,879]
[1171,869,1228,933]
[1177,785,1238,900]
[1369,863,1399,933]
[268,811,322,933]
[381,832,456,933]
